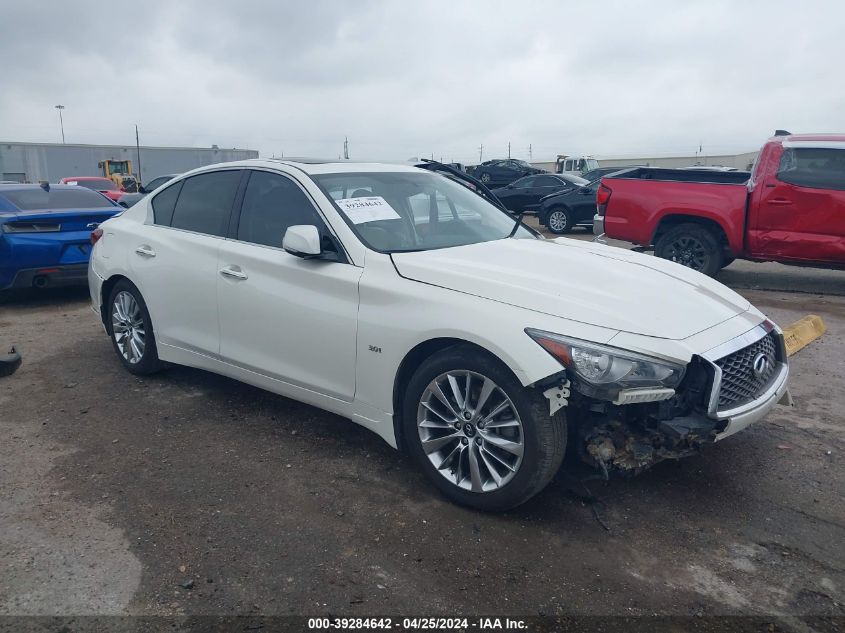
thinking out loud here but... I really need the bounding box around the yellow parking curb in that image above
[782,315,827,356]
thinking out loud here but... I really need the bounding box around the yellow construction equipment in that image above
[98,159,139,193]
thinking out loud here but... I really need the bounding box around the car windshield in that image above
[71,178,117,191]
[2,187,116,210]
[585,158,600,171]
[312,171,537,253]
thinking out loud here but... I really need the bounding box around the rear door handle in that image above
[767,198,793,205]
[134,245,156,257]
[219,266,248,280]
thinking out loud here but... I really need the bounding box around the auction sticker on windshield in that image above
[336,196,401,224]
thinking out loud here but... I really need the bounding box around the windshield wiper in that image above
[508,211,525,238]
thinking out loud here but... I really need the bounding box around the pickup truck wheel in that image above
[546,208,572,234]
[655,224,723,276]
[402,345,566,511]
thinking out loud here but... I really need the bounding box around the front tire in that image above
[402,345,566,511]
[546,207,572,234]
[107,280,163,375]
[654,223,723,276]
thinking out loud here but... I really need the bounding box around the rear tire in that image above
[654,223,724,277]
[107,280,163,375]
[546,208,572,234]
[402,344,566,511]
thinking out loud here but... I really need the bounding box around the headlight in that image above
[525,328,685,402]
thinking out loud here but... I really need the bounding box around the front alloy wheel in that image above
[417,370,524,492]
[403,345,566,511]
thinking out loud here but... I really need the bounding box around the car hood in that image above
[391,238,751,340]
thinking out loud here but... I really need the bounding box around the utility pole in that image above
[135,124,142,184]
[508,142,511,159]
[529,144,533,160]
[343,137,349,159]
[479,144,483,163]
[55,105,65,144]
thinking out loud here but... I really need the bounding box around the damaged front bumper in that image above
[573,324,791,477]
[714,362,790,441]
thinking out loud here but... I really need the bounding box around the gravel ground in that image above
[1,242,843,628]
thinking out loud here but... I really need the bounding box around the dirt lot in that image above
[1,234,843,628]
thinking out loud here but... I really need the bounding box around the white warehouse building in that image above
[0,141,259,184]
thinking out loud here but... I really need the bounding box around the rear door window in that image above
[777,148,845,191]
[169,171,241,236]
[536,176,562,187]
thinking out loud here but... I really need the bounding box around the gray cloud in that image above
[1,0,843,163]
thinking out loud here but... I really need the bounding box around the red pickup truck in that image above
[594,132,845,276]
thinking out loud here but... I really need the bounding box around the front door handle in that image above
[767,198,793,205]
[219,266,248,280]
[134,245,156,257]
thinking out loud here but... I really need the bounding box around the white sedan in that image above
[88,159,790,510]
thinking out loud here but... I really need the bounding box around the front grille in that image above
[714,332,778,409]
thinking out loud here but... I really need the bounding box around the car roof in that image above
[181,158,428,177]
[772,133,845,149]
[60,176,111,180]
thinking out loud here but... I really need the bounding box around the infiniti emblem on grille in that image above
[752,352,772,378]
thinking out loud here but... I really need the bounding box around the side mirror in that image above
[283,225,323,258]
[580,186,592,194]
[138,186,148,194]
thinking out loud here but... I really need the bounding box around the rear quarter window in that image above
[777,147,845,191]
[151,180,183,226]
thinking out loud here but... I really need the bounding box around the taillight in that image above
[90,228,104,246]
[596,184,612,216]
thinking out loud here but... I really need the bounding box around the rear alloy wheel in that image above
[403,345,566,511]
[108,280,163,375]
[655,223,723,276]
[546,208,572,234]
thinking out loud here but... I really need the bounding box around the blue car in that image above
[0,184,122,291]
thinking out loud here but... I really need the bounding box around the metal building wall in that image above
[0,142,259,183]
[530,151,758,173]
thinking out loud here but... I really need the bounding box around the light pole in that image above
[55,105,66,144]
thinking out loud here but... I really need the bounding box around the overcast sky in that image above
[1,0,843,163]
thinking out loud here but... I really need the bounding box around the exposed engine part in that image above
[543,379,571,416]
[0,346,22,378]
[581,415,719,478]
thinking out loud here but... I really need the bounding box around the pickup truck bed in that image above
[610,167,750,185]
[598,168,751,261]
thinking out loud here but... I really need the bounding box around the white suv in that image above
[88,159,790,510]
